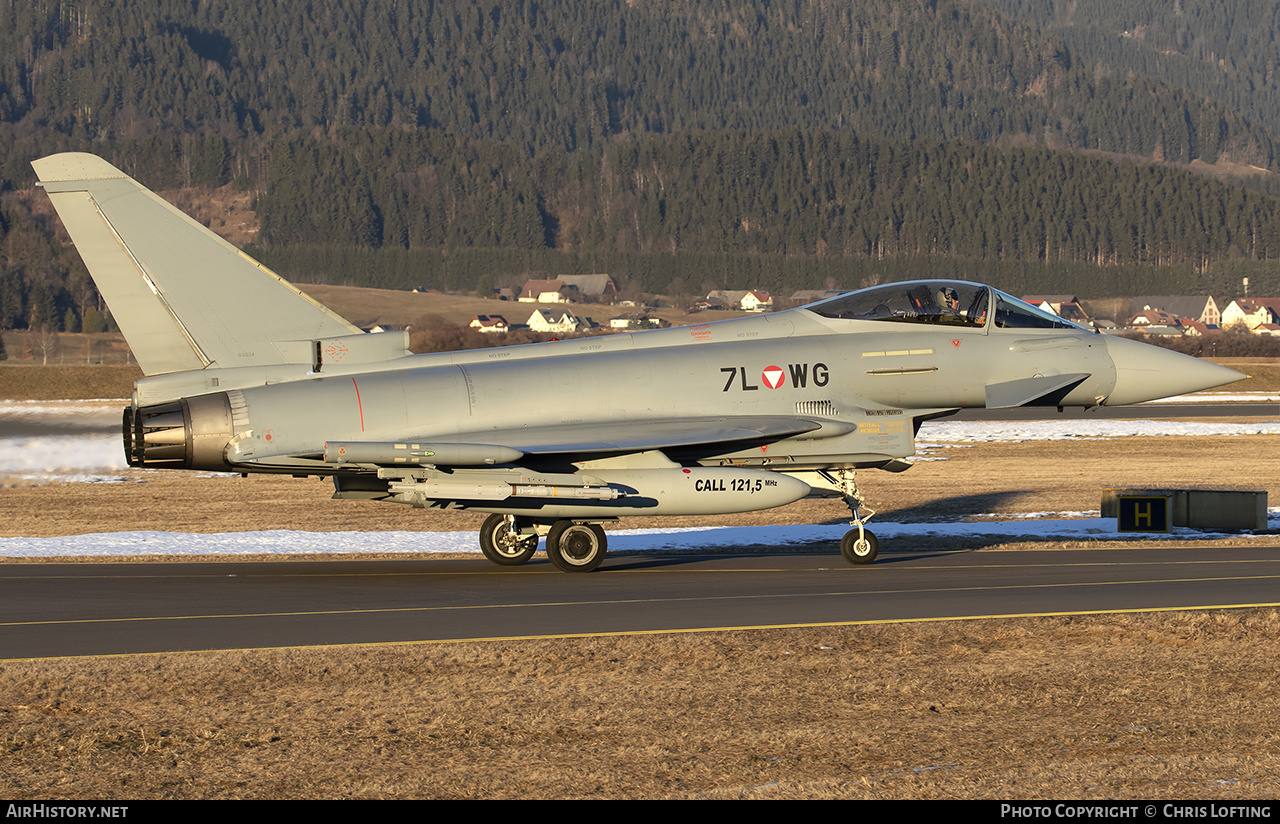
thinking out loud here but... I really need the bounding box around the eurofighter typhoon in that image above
[33,153,1244,572]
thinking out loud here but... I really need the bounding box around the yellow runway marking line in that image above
[5,602,1280,663]
[4,551,1280,582]
[7,572,1280,628]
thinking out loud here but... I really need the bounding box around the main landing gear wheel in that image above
[840,529,879,565]
[545,520,607,573]
[478,513,538,566]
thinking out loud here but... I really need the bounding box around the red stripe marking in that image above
[351,378,365,431]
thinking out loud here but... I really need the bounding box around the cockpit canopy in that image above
[805,280,1087,331]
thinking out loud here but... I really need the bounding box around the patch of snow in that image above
[1,514,1272,558]
[0,435,127,474]
[919,419,1280,442]
[1153,392,1279,403]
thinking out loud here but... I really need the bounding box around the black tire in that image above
[478,513,538,566]
[545,521,607,573]
[840,529,879,565]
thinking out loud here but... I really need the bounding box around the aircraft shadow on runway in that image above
[816,489,1030,525]
[595,549,957,571]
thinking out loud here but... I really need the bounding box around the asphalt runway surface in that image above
[5,544,1280,660]
[3,399,1276,660]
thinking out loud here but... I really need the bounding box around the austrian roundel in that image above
[761,365,785,389]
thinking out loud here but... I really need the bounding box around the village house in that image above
[1123,308,1223,338]
[469,315,510,334]
[1125,308,1186,336]
[519,278,572,303]
[705,290,747,310]
[706,289,773,312]
[1128,308,1178,327]
[518,274,618,304]
[527,309,581,334]
[558,274,618,303]
[609,314,668,330]
[1179,320,1222,337]
[1022,294,1091,326]
[1221,299,1280,331]
[1129,296,1221,326]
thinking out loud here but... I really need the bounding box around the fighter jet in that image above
[33,153,1244,571]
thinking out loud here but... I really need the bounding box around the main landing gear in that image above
[545,521,607,573]
[478,513,539,566]
[477,514,608,573]
[822,468,879,566]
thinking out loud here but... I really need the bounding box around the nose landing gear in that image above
[840,527,879,565]
[821,468,879,566]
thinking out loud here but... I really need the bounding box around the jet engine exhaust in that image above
[123,393,235,471]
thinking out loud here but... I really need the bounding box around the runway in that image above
[5,544,1279,660]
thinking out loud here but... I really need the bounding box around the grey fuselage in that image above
[33,154,1244,529]
[122,281,1237,520]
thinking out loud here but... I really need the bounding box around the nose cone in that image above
[1103,335,1244,405]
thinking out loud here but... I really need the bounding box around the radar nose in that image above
[1102,335,1244,405]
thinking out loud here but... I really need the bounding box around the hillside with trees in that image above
[2,0,1276,177]
[3,0,1280,332]
[250,128,1280,299]
[993,0,1280,154]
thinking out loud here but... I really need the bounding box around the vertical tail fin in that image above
[33,153,362,376]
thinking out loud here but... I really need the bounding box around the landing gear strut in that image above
[823,468,879,565]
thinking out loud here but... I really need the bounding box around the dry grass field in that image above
[0,357,1277,798]
[295,282,753,332]
[0,364,142,399]
[4,612,1280,799]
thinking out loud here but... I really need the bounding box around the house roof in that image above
[521,278,566,296]
[1180,320,1222,336]
[527,309,578,323]
[1128,309,1178,326]
[1055,303,1090,321]
[1130,296,1217,320]
[707,290,749,303]
[558,274,616,296]
[1229,298,1280,314]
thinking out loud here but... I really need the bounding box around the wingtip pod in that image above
[1102,335,1245,405]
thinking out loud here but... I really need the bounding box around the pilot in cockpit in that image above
[935,286,961,315]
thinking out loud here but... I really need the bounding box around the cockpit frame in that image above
[803,280,1089,333]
